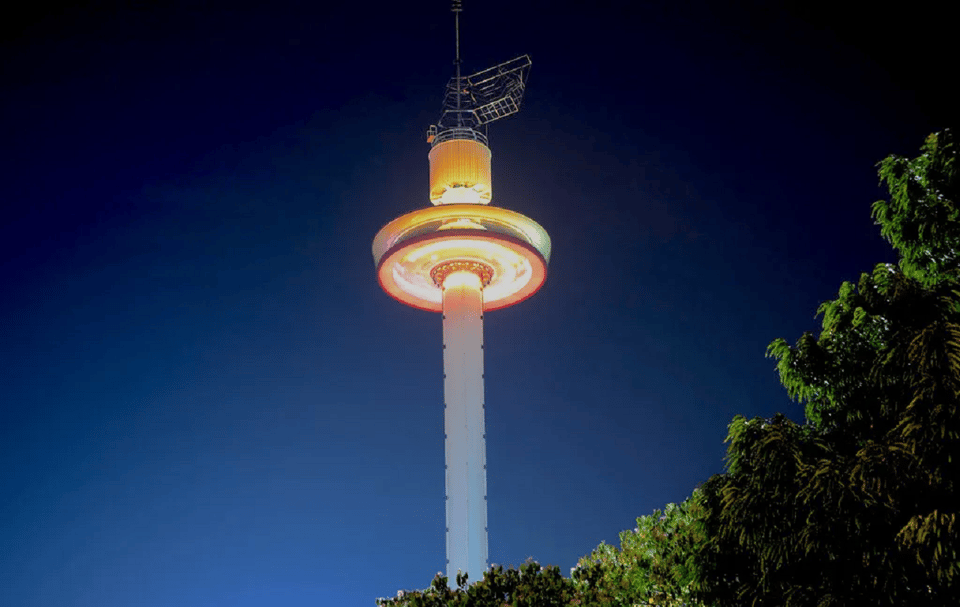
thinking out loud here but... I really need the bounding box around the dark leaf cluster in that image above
[575,495,709,606]
[873,130,958,286]
[376,560,605,607]
[694,130,960,606]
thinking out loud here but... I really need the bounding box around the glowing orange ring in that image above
[372,204,552,267]
[376,229,548,313]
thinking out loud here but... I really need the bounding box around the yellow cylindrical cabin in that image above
[428,139,492,205]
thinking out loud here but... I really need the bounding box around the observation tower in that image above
[372,0,550,586]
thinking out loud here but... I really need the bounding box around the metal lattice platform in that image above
[431,55,532,146]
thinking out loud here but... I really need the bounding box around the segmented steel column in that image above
[442,270,487,584]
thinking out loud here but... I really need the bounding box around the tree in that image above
[694,130,959,606]
[872,130,959,286]
[574,493,711,607]
[378,497,711,607]
[377,561,583,607]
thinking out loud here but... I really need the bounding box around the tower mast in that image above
[372,0,547,587]
[453,0,462,128]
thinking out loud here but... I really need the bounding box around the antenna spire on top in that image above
[452,0,463,127]
[452,0,462,65]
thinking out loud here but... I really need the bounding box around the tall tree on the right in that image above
[694,130,959,606]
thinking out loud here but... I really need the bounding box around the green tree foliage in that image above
[377,499,710,607]
[873,131,959,286]
[376,561,588,607]
[694,130,959,606]
[574,494,710,607]
[376,554,700,607]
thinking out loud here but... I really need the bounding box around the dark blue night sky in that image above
[1,2,950,605]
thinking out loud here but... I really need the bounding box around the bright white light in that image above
[439,186,484,205]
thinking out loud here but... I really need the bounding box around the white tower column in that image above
[442,270,487,585]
